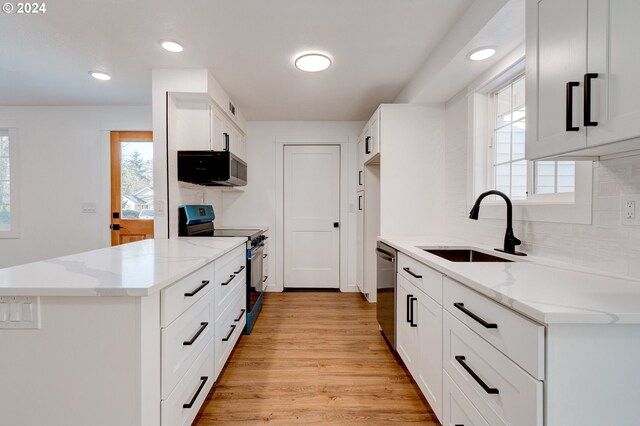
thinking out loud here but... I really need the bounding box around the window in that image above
[0,128,18,237]
[489,75,575,201]
[469,54,592,225]
[0,131,10,231]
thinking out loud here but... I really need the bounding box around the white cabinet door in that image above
[356,192,364,293]
[210,108,224,151]
[363,115,380,163]
[526,0,588,159]
[357,137,364,192]
[586,0,640,147]
[415,290,443,422]
[396,275,420,376]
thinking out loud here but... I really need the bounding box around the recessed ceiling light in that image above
[467,47,496,61]
[161,41,184,53]
[295,53,332,72]
[89,71,111,81]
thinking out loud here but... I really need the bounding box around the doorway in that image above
[283,145,340,289]
[110,131,154,246]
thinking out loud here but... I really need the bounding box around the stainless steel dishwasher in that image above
[376,241,397,349]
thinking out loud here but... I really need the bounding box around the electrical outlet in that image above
[0,296,40,329]
[82,202,97,213]
[621,195,640,225]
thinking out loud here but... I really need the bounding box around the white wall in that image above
[0,106,151,268]
[442,91,640,278]
[219,121,364,291]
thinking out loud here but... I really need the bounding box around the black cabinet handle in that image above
[263,253,268,259]
[455,355,499,394]
[183,322,208,346]
[403,267,422,279]
[406,294,413,324]
[223,132,230,151]
[221,274,235,286]
[365,136,371,154]
[184,280,210,297]
[410,297,418,327]
[234,309,246,322]
[222,324,237,341]
[263,275,268,283]
[358,170,363,185]
[234,266,245,274]
[358,195,363,211]
[566,81,580,131]
[453,302,497,329]
[183,376,208,408]
[584,73,599,126]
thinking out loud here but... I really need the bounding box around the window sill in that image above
[475,198,591,224]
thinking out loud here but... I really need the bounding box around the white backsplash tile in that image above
[443,94,640,279]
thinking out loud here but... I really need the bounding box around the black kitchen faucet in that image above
[469,190,527,256]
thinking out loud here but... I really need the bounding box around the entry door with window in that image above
[110,131,154,246]
[284,145,340,288]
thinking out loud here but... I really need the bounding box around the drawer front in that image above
[162,337,214,426]
[398,253,443,304]
[215,289,246,380]
[443,371,490,426]
[443,278,545,379]
[443,311,543,426]
[162,262,214,327]
[161,291,213,399]
[214,246,247,320]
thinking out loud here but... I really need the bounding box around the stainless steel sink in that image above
[423,249,512,263]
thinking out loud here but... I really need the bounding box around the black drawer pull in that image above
[221,274,235,286]
[222,324,237,341]
[184,280,209,297]
[234,309,246,322]
[403,267,422,279]
[406,294,413,324]
[183,376,208,408]
[410,297,418,327]
[453,302,497,329]
[263,275,268,283]
[183,322,208,346]
[365,136,371,154]
[234,266,245,274]
[455,355,499,394]
[263,253,268,259]
[358,170,363,185]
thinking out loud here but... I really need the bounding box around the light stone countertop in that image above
[0,237,247,297]
[380,236,640,325]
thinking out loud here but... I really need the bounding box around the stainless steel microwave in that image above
[177,150,247,187]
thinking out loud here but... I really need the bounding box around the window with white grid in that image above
[490,75,575,200]
[0,130,10,232]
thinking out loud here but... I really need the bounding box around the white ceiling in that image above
[0,0,475,120]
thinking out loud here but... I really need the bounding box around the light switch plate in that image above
[0,296,41,329]
[82,202,97,213]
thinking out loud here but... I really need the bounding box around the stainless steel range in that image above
[177,205,266,334]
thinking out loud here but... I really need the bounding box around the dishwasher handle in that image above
[375,247,395,263]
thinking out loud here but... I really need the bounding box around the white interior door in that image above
[284,145,340,288]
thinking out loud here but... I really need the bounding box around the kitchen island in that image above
[381,236,640,426]
[0,237,247,426]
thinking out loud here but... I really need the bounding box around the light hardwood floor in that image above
[194,292,438,425]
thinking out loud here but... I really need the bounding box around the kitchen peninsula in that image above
[0,237,247,426]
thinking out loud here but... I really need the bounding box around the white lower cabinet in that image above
[162,337,215,426]
[443,311,543,426]
[161,244,247,424]
[215,286,246,380]
[443,371,489,426]
[397,273,443,422]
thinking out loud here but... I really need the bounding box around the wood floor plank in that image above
[193,292,438,425]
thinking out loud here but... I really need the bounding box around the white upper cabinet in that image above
[586,0,640,147]
[363,110,380,163]
[526,0,640,159]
